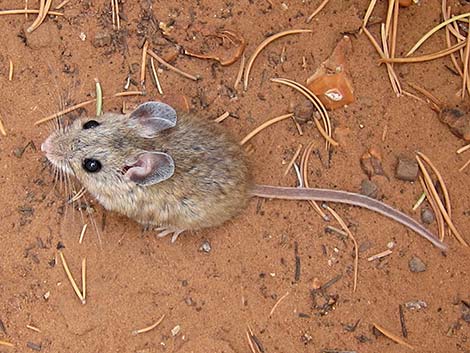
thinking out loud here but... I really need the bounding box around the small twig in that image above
[269,291,289,317]
[381,40,467,63]
[8,59,13,81]
[419,176,445,241]
[0,340,14,347]
[462,24,470,99]
[26,324,41,332]
[114,0,120,30]
[457,144,470,154]
[140,40,149,89]
[367,249,392,261]
[27,0,53,33]
[243,29,312,90]
[0,9,63,16]
[412,192,426,211]
[291,116,303,135]
[283,144,303,176]
[79,224,88,244]
[362,0,378,29]
[325,206,359,292]
[132,314,165,335]
[111,0,115,29]
[34,90,144,125]
[239,113,294,145]
[234,53,245,89]
[214,111,230,123]
[459,158,470,171]
[306,0,331,23]
[59,251,85,304]
[94,78,103,116]
[147,49,200,81]
[55,0,70,10]
[82,258,86,303]
[399,304,408,338]
[373,323,414,349]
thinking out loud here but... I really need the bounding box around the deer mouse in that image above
[41,102,446,251]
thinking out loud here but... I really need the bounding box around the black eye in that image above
[83,120,100,129]
[83,158,102,173]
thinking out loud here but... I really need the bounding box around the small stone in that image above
[93,31,112,47]
[79,32,87,41]
[405,300,428,310]
[360,179,378,198]
[409,256,427,272]
[43,291,50,300]
[462,312,470,323]
[290,100,313,122]
[360,147,385,178]
[421,208,435,224]
[199,240,211,253]
[312,277,321,290]
[171,325,181,336]
[27,342,42,351]
[396,155,419,181]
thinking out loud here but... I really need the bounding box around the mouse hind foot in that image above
[156,227,186,243]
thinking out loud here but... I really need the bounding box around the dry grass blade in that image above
[246,326,263,353]
[0,9,63,16]
[382,40,467,63]
[407,82,442,111]
[243,29,312,90]
[390,0,399,59]
[149,57,163,94]
[284,144,303,176]
[416,156,468,246]
[0,119,7,136]
[419,176,445,241]
[234,53,245,89]
[269,291,289,317]
[362,0,378,29]
[407,13,470,56]
[59,251,85,304]
[380,23,401,95]
[239,113,294,145]
[459,158,470,171]
[271,77,338,148]
[114,0,120,30]
[444,6,465,83]
[79,224,88,244]
[26,324,41,332]
[325,206,359,292]
[306,0,331,23]
[27,0,52,33]
[55,0,70,10]
[132,314,165,335]
[462,24,470,99]
[312,115,338,147]
[82,257,86,302]
[147,49,200,81]
[214,111,230,123]
[0,340,14,347]
[111,0,116,29]
[373,323,414,349]
[367,249,393,261]
[34,91,144,125]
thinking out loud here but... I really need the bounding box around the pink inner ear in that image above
[124,152,175,186]
[129,102,177,138]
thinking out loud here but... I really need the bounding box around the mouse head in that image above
[41,102,178,197]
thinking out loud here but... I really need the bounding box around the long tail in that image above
[252,185,447,251]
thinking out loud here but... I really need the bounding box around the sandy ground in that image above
[1,0,470,352]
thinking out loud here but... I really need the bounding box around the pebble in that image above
[396,155,419,181]
[171,325,181,336]
[409,256,427,272]
[93,31,112,47]
[199,240,211,253]
[360,179,378,198]
[405,300,428,310]
[421,208,435,224]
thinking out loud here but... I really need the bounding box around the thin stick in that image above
[26,324,41,332]
[326,206,359,292]
[34,91,143,125]
[140,40,149,89]
[412,192,426,211]
[384,0,395,37]
[79,224,88,244]
[382,40,467,63]
[0,9,63,16]
[55,0,70,10]
[313,115,339,147]
[147,49,199,81]
[0,340,14,347]
[82,258,86,302]
[462,23,470,99]
[234,53,245,89]
[27,0,53,33]
[25,0,28,19]
[457,144,470,154]
[419,176,445,241]
[390,0,399,59]
[407,82,442,110]
[94,78,103,116]
[291,116,303,135]
[111,0,116,29]
[243,29,312,90]
[214,111,230,123]
[59,251,85,304]
[306,0,331,23]
[373,323,414,349]
[114,0,120,30]
[416,156,468,246]
[283,144,303,176]
[149,57,163,94]
[367,249,393,261]
[407,13,470,56]
[381,23,401,95]
[132,314,165,335]
[444,6,465,82]
[0,119,7,136]
[269,291,289,317]
[8,60,13,81]
[239,113,294,145]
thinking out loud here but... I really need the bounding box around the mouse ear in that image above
[125,152,175,186]
[128,102,177,138]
